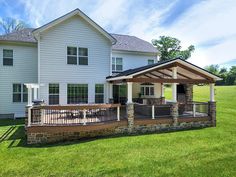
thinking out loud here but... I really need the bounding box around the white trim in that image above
[127,82,133,103]
[112,49,158,56]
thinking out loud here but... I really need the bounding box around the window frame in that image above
[112,57,123,73]
[48,83,60,105]
[67,84,88,104]
[78,47,88,65]
[12,83,28,103]
[95,84,104,103]
[67,46,78,65]
[3,49,13,66]
[140,85,155,97]
[148,59,154,65]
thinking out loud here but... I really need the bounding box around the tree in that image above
[226,66,236,85]
[0,17,28,34]
[152,36,195,61]
[204,65,220,75]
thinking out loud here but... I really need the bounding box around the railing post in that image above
[83,109,87,125]
[127,103,134,133]
[193,103,196,117]
[28,107,32,127]
[170,102,178,126]
[117,106,120,121]
[152,105,155,119]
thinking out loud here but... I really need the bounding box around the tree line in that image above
[204,65,236,85]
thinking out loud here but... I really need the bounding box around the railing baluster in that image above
[83,109,87,125]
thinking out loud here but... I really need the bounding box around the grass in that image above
[0,86,236,177]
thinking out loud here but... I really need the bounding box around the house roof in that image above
[111,34,157,53]
[0,28,36,43]
[0,9,157,54]
[106,58,222,82]
[0,28,157,53]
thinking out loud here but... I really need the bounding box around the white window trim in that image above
[3,49,13,66]
[95,84,104,103]
[12,83,27,103]
[66,46,89,66]
[112,57,123,72]
[48,83,60,105]
[141,85,155,97]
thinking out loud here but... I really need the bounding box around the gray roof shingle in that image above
[0,29,157,53]
[0,28,36,43]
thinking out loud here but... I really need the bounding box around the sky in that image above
[0,0,236,68]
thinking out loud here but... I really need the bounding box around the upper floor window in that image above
[13,84,28,102]
[67,46,88,65]
[79,48,88,65]
[67,47,77,65]
[95,84,104,103]
[49,83,59,105]
[140,83,154,96]
[112,57,123,72]
[148,59,154,65]
[3,49,13,66]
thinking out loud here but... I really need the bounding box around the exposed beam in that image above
[176,63,214,81]
[148,72,162,78]
[134,63,177,77]
[144,74,153,78]
[126,78,213,84]
[155,70,172,77]
[166,68,193,79]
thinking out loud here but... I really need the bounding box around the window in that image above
[13,84,28,103]
[23,85,28,102]
[13,84,21,102]
[67,47,77,65]
[140,83,154,96]
[3,49,13,66]
[79,48,88,65]
[49,84,59,105]
[95,84,104,103]
[112,57,123,72]
[67,84,88,104]
[67,47,88,65]
[148,59,154,65]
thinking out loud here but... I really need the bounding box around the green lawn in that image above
[0,86,236,177]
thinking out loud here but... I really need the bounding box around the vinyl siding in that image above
[111,51,157,71]
[39,16,111,104]
[0,44,37,117]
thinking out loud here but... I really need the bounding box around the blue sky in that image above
[0,0,236,68]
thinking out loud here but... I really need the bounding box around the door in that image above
[113,85,127,104]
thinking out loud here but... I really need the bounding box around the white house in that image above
[0,9,158,118]
[0,9,220,118]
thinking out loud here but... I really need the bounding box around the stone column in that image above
[208,101,216,127]
[127,103,134,133]
[170,102,178,126]
[185,84,193,103]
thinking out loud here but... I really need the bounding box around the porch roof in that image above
[106,58,222,84]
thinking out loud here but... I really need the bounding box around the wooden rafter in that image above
[166,68,193,79]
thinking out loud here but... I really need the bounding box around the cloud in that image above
[1,0,236,67]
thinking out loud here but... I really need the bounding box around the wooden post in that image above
[117,106,120,121]
[152,105,155,119]
[210,83,215,102]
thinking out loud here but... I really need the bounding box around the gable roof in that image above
[111,34,157,53]
[106,58,222,81]
[33,8,116,44]
[0,28,157,53]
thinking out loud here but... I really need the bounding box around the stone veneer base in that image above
[27,117,212,144]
